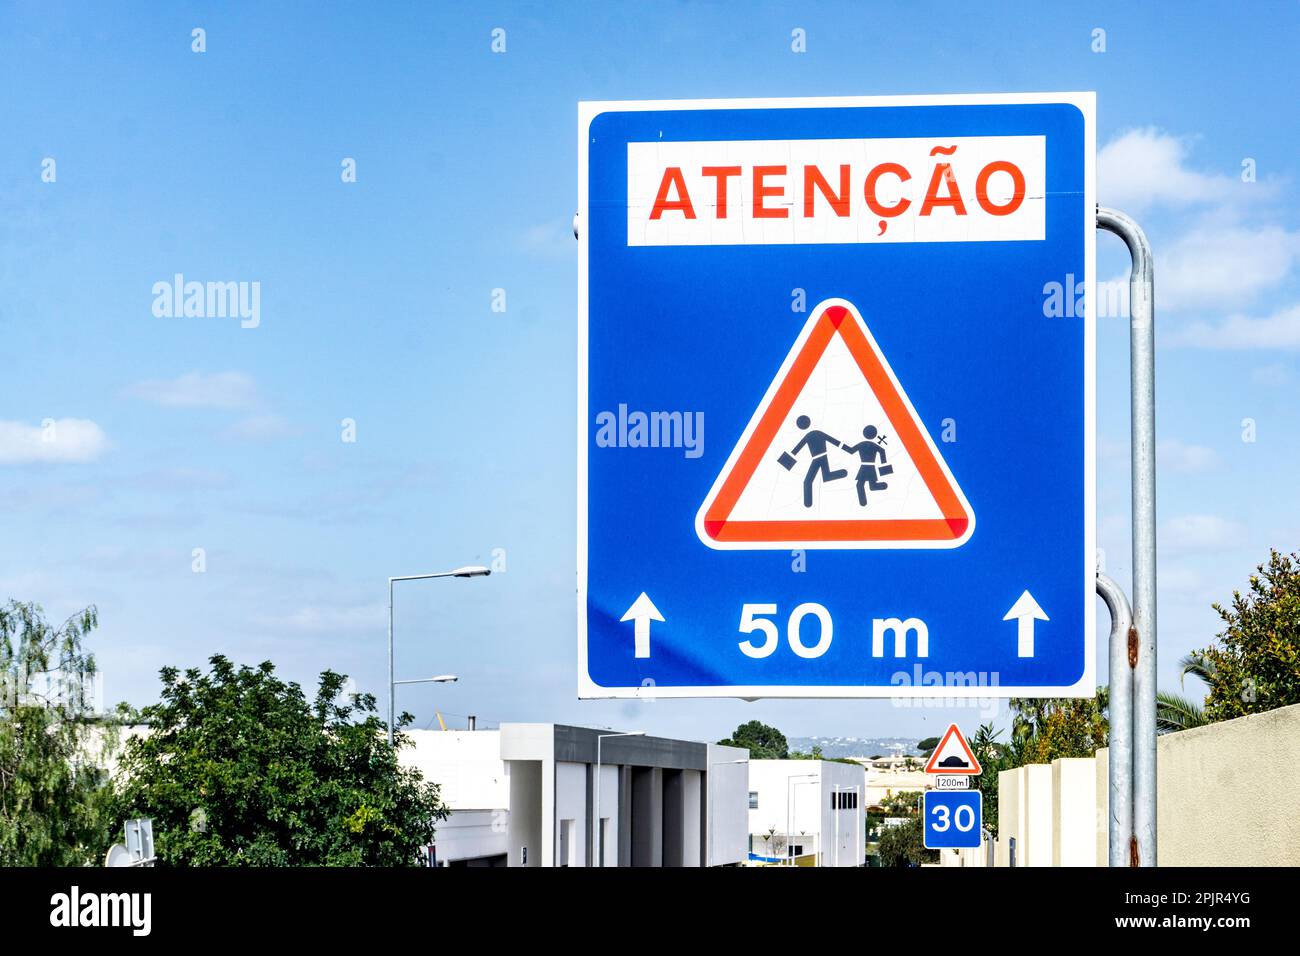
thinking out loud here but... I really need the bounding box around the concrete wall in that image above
[594,763,620,866]
[820,760,866,867]
[506,759,543,867]
[399,731,511,865]
[631,766,663,866]
[681,769,702,867]
[425,722,744,868]
[400,730,508,811]
[748,760,822,846]
[990,702,1300,866]
[554,761,587,867]
[1052,758,1099,866]
[749,760,865,866]
[662,769,685,866]
[996,764,1056,867]
[706,744,750,866]
[995,767,1023,867]
[1157,703,1300,866]
[1022,763,1054,866]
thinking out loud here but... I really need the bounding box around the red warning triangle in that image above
[924,723,982,775]
[695,298,974,550]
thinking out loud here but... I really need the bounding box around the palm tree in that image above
[1156,690,1208,733]
[1178,652,1216,688]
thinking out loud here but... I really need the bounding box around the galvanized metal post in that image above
[1097,207,1157,867]
[1097,572,1133,866]
[387,577,395,747]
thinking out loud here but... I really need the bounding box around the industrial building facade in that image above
[400,724,750,867]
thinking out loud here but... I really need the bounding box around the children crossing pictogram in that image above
[696,298,974,550]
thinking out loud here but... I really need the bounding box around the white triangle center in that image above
[728,332,944,523]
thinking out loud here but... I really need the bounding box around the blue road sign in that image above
[579,94,1095,698]
[924,789,984,850]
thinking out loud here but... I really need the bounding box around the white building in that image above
[747,759,866,866]
[851,755,929,810]
[399,724,749,867]
[401,729,510,866]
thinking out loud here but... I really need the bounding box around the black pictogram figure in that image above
[782,415,849,508]
[843,425,893,506]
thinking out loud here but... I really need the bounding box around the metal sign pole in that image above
[1097,206,1157,867]
[1096,572,1133,866]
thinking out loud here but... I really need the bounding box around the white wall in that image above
[398,730,510,865]
[749,761,820,853]
[996,766,1024,866]
[706,744,749,866]
[595,763,620,866]
[399,730,507,810]
[1053,758,1099,866]
[994,701,1300,866]
[430,809,507,864]
[506,759,543,867]
[682,770,702,866]
[554,761,588,867]
[820,760,866,867]
[1022,763,1054,867]
[749,759,865,866]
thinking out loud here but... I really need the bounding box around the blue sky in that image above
[2,2,1297,744]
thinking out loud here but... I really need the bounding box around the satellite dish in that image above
[105,843,133,868]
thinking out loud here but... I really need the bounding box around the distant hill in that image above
[789,736,922,759]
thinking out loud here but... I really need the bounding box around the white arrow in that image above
[620,592,664,659]
[1003,590,1048,658]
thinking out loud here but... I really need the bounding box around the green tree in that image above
[0,601,121,865]
[717,719,789,759]
[916,736,940,757]
[1178,651,1216,688]
[876,816,936,867]
[113,655,447,866]
[1009,688,1108,764]
[970,722,1006,834]
[1191,549,1300,722]
[1155,691,1208,733]
[790,743,823,760]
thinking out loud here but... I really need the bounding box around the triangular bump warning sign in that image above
[696,298,974,550]
[924,723,982,775]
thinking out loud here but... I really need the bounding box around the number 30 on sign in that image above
[923,790,983,850]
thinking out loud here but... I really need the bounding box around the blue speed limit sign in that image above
[923,789,983,849]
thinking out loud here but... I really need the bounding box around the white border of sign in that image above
[578,93,1096,700]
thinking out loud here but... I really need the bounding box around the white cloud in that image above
[1161,514,1247,552]
[1169,302,1300,350]
[219,414,296,442]
[1098,433,1127,463]
[125,370,259,410]
[1157,222,1299,311]
[1251,361,1293,386]
[0,418,109,464]
[262,603,386,634]
[1098,128,1255,213]
[1157,438,1219,474]
[517,217,573,258]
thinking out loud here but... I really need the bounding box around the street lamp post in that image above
[387,565,490,746]
[593,731,644,867]
[786,773,817,866]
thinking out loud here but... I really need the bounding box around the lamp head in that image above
[450,565,492,578]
